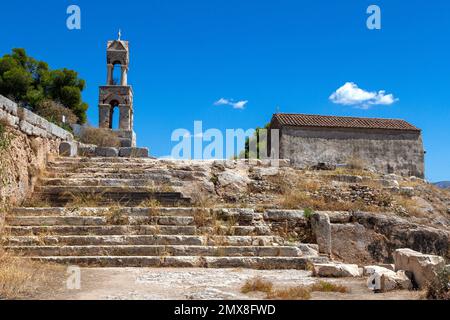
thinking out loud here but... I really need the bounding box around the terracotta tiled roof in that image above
[272,113,420,132]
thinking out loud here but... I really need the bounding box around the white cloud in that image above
[329,82,398,109]
[214,98,248,110]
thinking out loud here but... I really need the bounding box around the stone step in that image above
[36,186,178,193]
[5,215,195,226]
[11,207,204,217]
[6,245,302,257]
[28,255,328,269]
[34,190,191,206]
[49,158,161,165]
[5,235,283,246]
[46,172,176,180]
[46,164,207,172]
[49,158,210,170]
[5,225,197,236]
[41,178,172,187]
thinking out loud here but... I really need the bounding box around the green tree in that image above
[0,48,88,124]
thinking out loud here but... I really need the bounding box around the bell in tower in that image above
[98,31,136,147]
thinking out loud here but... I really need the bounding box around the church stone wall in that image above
[279,126,424,178]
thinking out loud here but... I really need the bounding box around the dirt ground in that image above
[34,267,422,300]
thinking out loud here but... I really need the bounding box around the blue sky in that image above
[1,0,449,181]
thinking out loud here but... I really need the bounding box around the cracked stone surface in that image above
[38,268,421,300]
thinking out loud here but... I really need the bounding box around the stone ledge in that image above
[0,94,73,141]
[70,144,150,158]
[119,147,149,158]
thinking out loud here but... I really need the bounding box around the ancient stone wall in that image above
[279,126,424,178]
[0,95,73,207]
[327,212,449,264]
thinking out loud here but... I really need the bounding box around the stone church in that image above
[269,113,425,178]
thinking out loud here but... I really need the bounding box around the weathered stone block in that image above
[0,109,19,127]
[78,145,97,157]
[331,174,363,183]
[393,248,446,289]
[31,125,49,138]
[320,211,352,223]
[116,130,136,147]
[59,141,78,157]
[400,187,415,197]
[312,263,361,277]
[119,147,149,158]
[0,95,18,115]
[49,122,73,140]
[119,138,133,148]
[367,269,412,292]
[311,212,331,256]
[21,108,40,126]
[297,243,319,256]
[214,208,260,224]
[95,147,119,157]
[364,265,392,276]
[19,120,34,135]
[264,210,305,221]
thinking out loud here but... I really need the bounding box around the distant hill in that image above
[434,181,450,189]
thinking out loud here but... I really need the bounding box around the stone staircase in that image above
[2,157,327,269]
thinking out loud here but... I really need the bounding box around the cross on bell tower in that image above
[98,31,136,147]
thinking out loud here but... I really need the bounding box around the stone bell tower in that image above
[98,30,136,147]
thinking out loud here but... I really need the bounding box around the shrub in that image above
[77,126,121,148]
[346,155,367,170]
[0,249,63,299]
[303,207,314,219]
[35,99,78,129]
[310,281,350,293]
[241,277,273,294]
[425,268,450,300]
[266,286,311,300]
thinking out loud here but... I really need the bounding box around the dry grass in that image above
[394,195,424,217]
[241,277,273,294]
[63,191,105,207]
[346,155,367,171]
[191,193,216,208]
[0,249,64,299]
[105,206,129,225]
[279,190,324,210]
[278,182,383,212]
[22,196,51,208]
[425,268,450,300]
[310,281,350,293]
[157,184,175,193]
[329,167,375,178]
[241,278,350,300]
[267,286,312,300]
[193,208,214,227]
[76,126,121,148]
[35,99,78,127]
[138,199,161,217]
[399,179,425,188]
